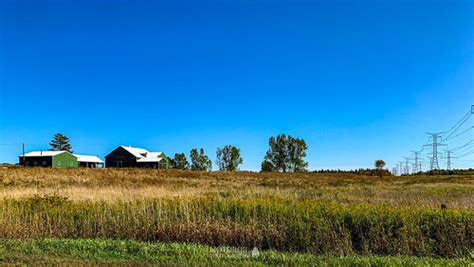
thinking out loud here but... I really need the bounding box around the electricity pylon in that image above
[423,132,447,170]
[409,151,421,173]
[445,150,456,170]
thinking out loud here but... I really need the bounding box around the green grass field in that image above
[0,168,472,265]
[1,239,471,266]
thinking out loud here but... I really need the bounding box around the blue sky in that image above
[0,0,472,170]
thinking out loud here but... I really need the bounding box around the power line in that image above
[444,126,473,141]
[452,140,474,152]
[443,108,472,139]
[456,149,474,159]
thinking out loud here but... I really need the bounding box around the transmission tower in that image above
[403,157,411,175]
[423,132,448,170]
[445,150,456,170]
[409,151,421,173]
[392,166,398,176]
[398,161,404,175]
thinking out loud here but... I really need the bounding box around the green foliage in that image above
[264,134,308,172]
[412,169,474,176]
[313,168,393,176]
[216,145,243,171]
[170,153,189,170]
[49,133,73,153]
[260,160,274,172]
[0,239,470,265]
[375,160,386,170]
[190,148,212,171]
[160,154,171,169]
[0,196,471,258]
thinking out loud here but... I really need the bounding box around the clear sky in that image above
[0,0,473,171]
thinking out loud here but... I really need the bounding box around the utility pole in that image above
[423,132,447,170]
[399,161,404,175]
[22,143,25,167]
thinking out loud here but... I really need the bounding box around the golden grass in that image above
[0,168,472,208]
[0,168,472,257]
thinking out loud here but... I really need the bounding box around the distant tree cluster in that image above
[408,169,474,176]
[170,145,243,172]
[313,168,393,177]
[261,134,308,172]
[47,132,309,172]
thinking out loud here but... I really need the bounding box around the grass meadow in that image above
[0,168,472,265]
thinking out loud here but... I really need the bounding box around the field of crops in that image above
[0,168,472,265]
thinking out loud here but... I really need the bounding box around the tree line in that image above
[169,134,308,172]
[47,133,394,174]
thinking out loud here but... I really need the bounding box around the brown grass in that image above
[0,168,473,208]
[0,168,472,257]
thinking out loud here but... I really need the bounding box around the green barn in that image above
[19,151,78,168]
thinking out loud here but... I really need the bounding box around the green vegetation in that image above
[0,168,472,264]
[413,169,474,176]
[0,194,471,257]
[0,239,471,266]
[170,153,190,170]
[263,134,308,172]
[49,133,73,153]
[216,145,243,171]
[190,148,212,171]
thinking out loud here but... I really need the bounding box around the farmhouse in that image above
[19,151,104,168]
[105,145,167,168]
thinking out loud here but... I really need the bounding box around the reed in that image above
[0,195,471,257]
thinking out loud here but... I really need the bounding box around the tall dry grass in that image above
[0,168,472,257]
[0,195,472,257]
[0,168,472,208]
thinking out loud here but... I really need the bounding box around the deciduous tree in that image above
[260,160,274,172]
[263,134,308,172]
[216,145,243,171]
[190,148,212,171]
[375,160,386,170]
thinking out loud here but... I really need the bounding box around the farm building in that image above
[19,151,104,168]
[105,145,168,168]
[74,154,104,168]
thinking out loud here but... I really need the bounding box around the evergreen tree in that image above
[216,145,243,171]
[49,133,73,153]
[171,153,189,170]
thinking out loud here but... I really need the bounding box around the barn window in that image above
[26,161,29,166]
[58,161,61,166]
[34,161,37,166]
[42,161,46,166]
